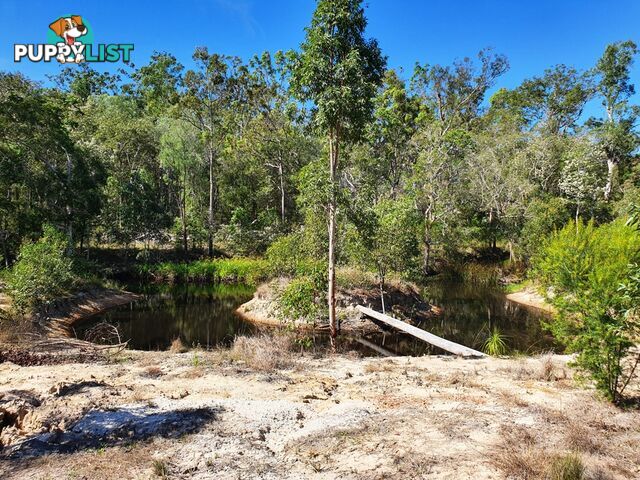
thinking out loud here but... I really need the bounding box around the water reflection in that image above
[415,279,557,354]
[79,279,557,356]
[79,284,255,351]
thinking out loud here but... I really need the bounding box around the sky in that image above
[1,0,639,118]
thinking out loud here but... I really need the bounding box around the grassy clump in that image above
[336,267,377,289]
[169,337,189,353]
[139,258,269,284]
[503,278,531,294]
[152,459,168,478]
[445,261,501,286]
[549,453,585,480]
[483,327,508,356]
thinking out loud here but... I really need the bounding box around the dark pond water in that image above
[77,283,256,351]
[366,280,557,356]
[79,279,556,356]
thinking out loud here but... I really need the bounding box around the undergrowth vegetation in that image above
[442,261,502,286]
[534,218,640,402]
[137,258,269,284]
[3,226,76,313]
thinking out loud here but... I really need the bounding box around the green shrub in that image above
[535,219,639,300]
[336,267,376,289]
[549,453,585,480]
[214,258,269,284]
[534,219,640,402]
[6,225,75,313]
[279,277,323,321]
[266,231,307,276]
[520,196,571,260]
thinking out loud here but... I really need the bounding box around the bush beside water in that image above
[4,225,76,313]
[533,218,640,402]
[137,258,269,284]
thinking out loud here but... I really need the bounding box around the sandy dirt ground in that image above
[505,288,556,314]
[1,347,638,480]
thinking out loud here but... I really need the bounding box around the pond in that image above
[78,279,557,356]
[370,279,557,356]
[77,284,257,351]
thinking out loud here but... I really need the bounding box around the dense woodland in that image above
[1,31,638,268]
[1,1,639,402]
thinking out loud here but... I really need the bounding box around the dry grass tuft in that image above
[531,405,569,425]
[182,366,204,379]
[169,337,188,353]
[491,425,547,479]
[152,458,169,478]
[538,353,568,382]
[232,334,294,371]
[492,424,593,480]
[564,421,604,454]
[364,361,396,373]
[498,390,530,408]
[131,389,153,403]
[142,365,164,378]
[446,370,482,388]
[392,453,437,478]
[501,360,536,380]
[499,356,569,384]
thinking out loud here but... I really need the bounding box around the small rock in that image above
[169,390,189,399]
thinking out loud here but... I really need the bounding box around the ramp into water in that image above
[356,305,486,358]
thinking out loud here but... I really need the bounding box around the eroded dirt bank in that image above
[0,289,140,350]
[1,348,638,479]
[36,289,141,337]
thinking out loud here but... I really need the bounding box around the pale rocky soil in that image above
[1,348,639,479]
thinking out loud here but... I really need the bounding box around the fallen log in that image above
[356,305,486,358]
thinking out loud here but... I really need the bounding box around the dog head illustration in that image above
[49,16,87,45]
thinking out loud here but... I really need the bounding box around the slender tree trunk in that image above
[278,162,285,224]
[422,210,432,276]
[1,229,8,268]
[65,149,74,255]
[604,158,617,201]
[328,131,339,345]
[181,197,188,253]
[423,240,431,276]
[208,148,214,257]
[2,193,9,267]
[181,167,188,253]
[379,275,386,314]
[488,209,496,250]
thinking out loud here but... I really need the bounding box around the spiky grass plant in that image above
[483,327,508,356]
